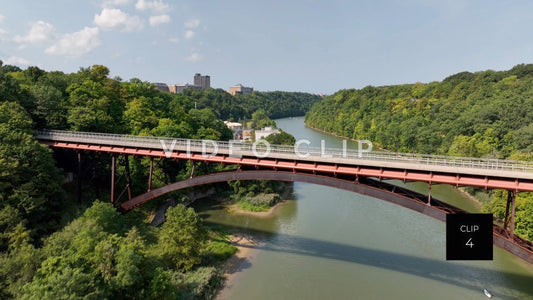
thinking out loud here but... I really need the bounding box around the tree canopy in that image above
[305,63,533,240]
[0,63,250,299]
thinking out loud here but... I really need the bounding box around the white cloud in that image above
[102,0,131,7]
[184,30,195,39]
[0,14,4,23]
[149,14,170,26]
[185,52,201,62]
[169,37,179,44]
[46,27,101,57]
[94,8,144,31]
[14,21,55,44]
[135,0,169,13]
[3,56,30,66]
[184,19,200,29]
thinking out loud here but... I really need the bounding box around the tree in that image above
[28,84,67,129]
[0,64,30,108]
[19,201,150,299]
[265,130,296,145]
[251,109,275,129]
[0,101,64,236]
[124,98,158,134]
[65,65,125,133]
[0,206,39,298]
[157,205,207,271]
[20,262,108,300]
[22,66,45,84]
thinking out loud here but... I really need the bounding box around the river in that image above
[196,116,533,299]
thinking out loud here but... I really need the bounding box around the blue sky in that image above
[1,0,533,94]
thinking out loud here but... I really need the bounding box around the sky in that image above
[1,0,533,94]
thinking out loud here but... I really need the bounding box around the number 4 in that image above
[466,238,474,248]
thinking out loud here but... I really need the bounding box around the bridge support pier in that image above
[504,190,517,238]
[510,191,516,238]
[110,155,116,204]
[124,155,132,201]
[427,182,432,206]
[148,157,153,191]
[77,151,82,204]
[114,155,133,204]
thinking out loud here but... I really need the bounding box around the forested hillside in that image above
[182,88,321,121]
[0,61,304,299]
[305,64,533,240]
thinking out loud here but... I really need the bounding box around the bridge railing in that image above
[36,130,533,173]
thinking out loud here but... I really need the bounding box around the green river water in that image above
[196,117,533,300]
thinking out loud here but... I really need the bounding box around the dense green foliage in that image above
[0,61,291,298]
[13,202,234,299]
[306,64,533,157]
[229,180,289,212]
[306,64,533,240]
[250,109,276,129]
[265,130,296,145]
[237,91,321,119]
[0,62,235,232]
[236,194,281,212]
[0,60,314,298]
[0,101,64,241]
[182,88,321,121]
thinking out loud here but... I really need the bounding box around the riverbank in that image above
[305,122,389,151]
[217,233,260,300]
[304,123,359,142]
[457,187,483,211]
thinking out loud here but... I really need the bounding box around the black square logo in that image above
[446,213,493,260]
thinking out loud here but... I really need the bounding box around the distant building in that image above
[154,73,211,94]
[242,129,253,142]
[153,82,169,92]
[194,73,210,89]
[169,83,202,94]
[228,84,253,96]
[224,121,243,131]
[168,84,177,93]
[255,126,280,140]
[224,121,243,140]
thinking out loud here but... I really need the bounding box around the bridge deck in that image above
[36,130,533,191]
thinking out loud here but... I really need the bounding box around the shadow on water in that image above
[193,196,298,237]
[205,221,533,299]
[223,256,253,276]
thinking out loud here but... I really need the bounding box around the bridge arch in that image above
[120,170,533,264]
[120,170,448,220]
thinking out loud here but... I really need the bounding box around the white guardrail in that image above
[35,130,533,173]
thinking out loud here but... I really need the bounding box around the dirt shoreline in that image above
[214,185,293,297]
[457,187,483,210]
[217,233,261,299]
[216,198,289,298]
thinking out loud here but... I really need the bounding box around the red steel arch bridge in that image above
[36,130,533,264]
